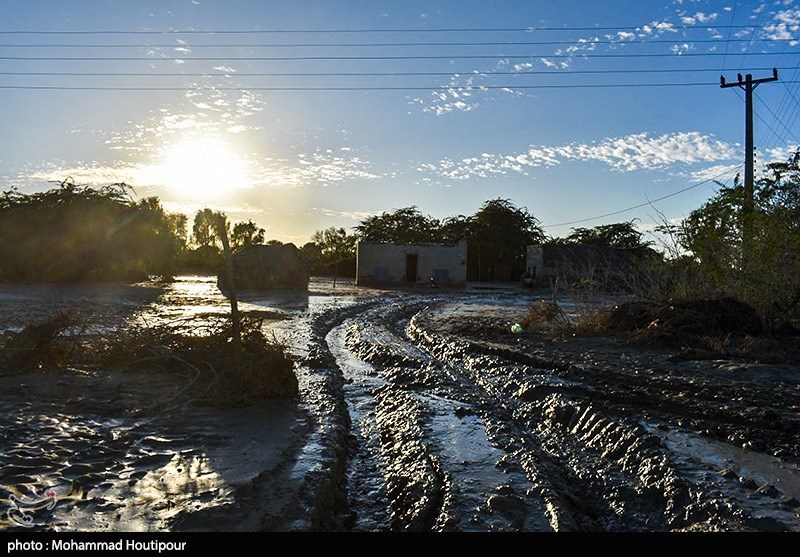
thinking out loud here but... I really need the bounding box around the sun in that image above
[147,136,251,203]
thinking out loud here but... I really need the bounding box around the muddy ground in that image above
[1,278,799,531]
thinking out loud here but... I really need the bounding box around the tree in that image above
[311,227,357,287]
[355,206,442,244]
[0,181,185,281]
[231,220,265,252]
[681,149,800,322]
[565,221,651,249]
[192,208,226,248]
[469,198,545,281]
[168,213,188,251]
[440,214,473,243]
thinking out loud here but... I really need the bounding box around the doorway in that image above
[405,254,418,283]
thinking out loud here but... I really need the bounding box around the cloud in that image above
[412,6,725,116]
[764,145,799,164]
[688,163,742,182]
[412,74,484,115]
[312,207,376,221]
[20,144,381,201]
[671,43,694,55]
[763,8,800,44]
[680,12,718,25]
[419,132,737,181]
[288,149,380,186]
[105,88,265,154]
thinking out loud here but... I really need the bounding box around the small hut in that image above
[218,243,309,291]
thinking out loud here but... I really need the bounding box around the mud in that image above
[1,280,799,531]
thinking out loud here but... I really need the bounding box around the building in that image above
[526,243,644,288]
[218,243,309,291]
[356,240,467,287]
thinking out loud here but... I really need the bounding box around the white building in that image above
[356,240,467,287]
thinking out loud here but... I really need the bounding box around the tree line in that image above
[0,181,269,281]
[3,148,800,325]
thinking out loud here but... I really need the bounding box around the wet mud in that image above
[1,279,799,531]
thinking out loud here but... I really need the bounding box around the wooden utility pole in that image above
[720,68,779,255]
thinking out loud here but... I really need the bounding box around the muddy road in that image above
[301,292,800,532]
[1,278,799,531]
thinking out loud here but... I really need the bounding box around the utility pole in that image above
[720,68,779,257]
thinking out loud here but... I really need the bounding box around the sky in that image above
[1,0,799,245]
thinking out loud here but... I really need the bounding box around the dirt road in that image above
[1,279,799,531]
[298,292,800,531]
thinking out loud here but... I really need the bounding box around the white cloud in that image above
[680,12,718,25]
[106,89,265,154]
[420,132,737,181]
[763,8,800,44]
[671,43,694,55]
[21,144,381,200]
[312,207,376,221]
[764,145,799,163]
[688,163,742,182]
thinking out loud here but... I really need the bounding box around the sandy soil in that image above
[1,279,799,531]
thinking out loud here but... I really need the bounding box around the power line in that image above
[0,38,792,48]
[721,0,738,72]
[543,165,743,228]
[755,94,800,145]
[732,87,796,158]
[1,52,795,62]
[0,67,783,78]
[0,25,773,35]
[7,82,800,92]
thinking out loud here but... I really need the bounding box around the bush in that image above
[0,312,298,405]
[98,315,298,404]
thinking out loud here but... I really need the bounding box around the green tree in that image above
[470,198,545,281]
[681,150,800,322]
[311,227,357,287]
[231,220,265,252]
[565,221,652,249]
[355,206,442,244]
[440,214,473,243]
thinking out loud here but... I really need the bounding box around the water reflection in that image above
[129,275,312,333]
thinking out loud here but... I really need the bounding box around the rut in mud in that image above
[303,293,800,532]
[2,279,799,531]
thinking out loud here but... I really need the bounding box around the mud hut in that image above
[218,243,309,291]
[356,240,467,287]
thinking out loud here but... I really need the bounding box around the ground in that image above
[1,278,799,531]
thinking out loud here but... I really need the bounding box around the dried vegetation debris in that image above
[0,312,298,404]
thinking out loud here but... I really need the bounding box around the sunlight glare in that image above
[147,136,251,202]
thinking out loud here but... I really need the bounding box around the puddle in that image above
[645,422,800,530]
[327,321,391,531]
[647,424,800,501]
[420,393,534,531]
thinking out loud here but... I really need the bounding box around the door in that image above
[405,254,418,283]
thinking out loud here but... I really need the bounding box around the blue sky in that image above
[1,0,799,244]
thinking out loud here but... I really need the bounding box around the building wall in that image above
[525,245,545,280]
[526,243,640,286]
[356,240,467,286]
[218,243,309,291]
